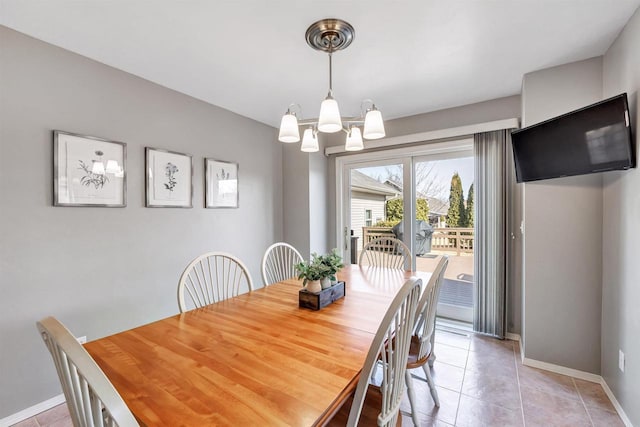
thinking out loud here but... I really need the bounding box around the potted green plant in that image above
[295,254,331,293]
[319,248,344,289]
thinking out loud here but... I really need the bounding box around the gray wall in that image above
[520,58,604,373]
[309,142,329,255]
[325,95,524,334]
[0,26,283,418]
[279,126,331,274]
[283,143,311,256]
[602,7,640,425]
[282,140,330,258]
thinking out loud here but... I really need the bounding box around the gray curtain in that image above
[473,129,515,338]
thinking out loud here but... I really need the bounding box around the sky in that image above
[356,156,474,200]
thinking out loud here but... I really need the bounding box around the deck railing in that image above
[432,227,474,255]
[362,226,474,255]
[361,227,395,246]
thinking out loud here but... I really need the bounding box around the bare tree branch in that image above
[382,162,447,199]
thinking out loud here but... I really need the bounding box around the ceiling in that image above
[1,1,639,128]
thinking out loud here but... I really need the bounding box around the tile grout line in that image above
[451,345,471,426]
[435,340,471,352]
[433,330,472,426]
[572,377,595,427]
[434,358,468,371]
[513,342,526,427]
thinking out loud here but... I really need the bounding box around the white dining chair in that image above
[359,236,411,270]
[261,242,304,286]
[177,252,254,312]
[404,255,449,425]
[36,316,139,427]
[329,277,422,427]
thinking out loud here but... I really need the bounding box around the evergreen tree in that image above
[385,198,430,223]
[416,198,430,222]
[446,172,466,227]
[466,183,474,228]
[385,198,404,223]
[458,190,468,227]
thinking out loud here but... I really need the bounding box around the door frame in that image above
[335,138,474,264]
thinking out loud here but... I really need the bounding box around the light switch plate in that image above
[619,349,625,372]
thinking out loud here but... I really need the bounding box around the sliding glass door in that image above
[337,140,474,324]
[412,156,474,323]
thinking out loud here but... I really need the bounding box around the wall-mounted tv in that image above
[511,93,635,183]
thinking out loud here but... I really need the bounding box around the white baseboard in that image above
[518,351,633,427]
[505,332,520,341]
[521,357,602,383]
[600,379,634,427]
[0,394,64,427]
[505,333,525,362]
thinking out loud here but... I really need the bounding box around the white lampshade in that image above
[363,109,385,139]
[91,161,105,175]
[345,127,364,151]
[300,128,319,152]
[278,113,300,143]
[318,98,342,133]
[105,160,119,174]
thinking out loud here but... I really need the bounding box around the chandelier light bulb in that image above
[318,96,342,133]
[300,128,319,152]
[278,112,300,143]
[345,127,364,151]
[363,108,386,140]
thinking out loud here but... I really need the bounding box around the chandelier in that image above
[278,19,386,152]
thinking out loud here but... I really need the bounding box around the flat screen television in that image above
[511,93,635,183]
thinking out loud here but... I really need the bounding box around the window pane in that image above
[349,164,402,263]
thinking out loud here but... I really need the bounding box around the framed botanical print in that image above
[53,130,126,207]
[205,158,238,208]
[145,147,193,208]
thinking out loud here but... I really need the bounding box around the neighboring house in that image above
[351,170,399,250]
[426,197,449,227]
[384,180,449,226]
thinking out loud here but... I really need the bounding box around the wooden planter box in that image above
[299,281,346,311]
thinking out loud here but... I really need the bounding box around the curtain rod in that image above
[324,118,520,156]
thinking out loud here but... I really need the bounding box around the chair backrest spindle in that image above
[414,256,449,361]
[359,236,412,270]
[346,277,422,427]
[261,242,304,286]
[37,317,139,427]
[178,252,254,312]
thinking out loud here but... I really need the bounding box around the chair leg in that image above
[428,333,436,367]
[428,352,436,367]
[405,369,420,426]
[422,364,440,407]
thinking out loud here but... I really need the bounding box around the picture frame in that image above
[205,158,239,208]
[145,147,193,208]
[53,130,127,207]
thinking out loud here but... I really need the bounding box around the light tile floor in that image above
[398,330,624,426]
[13,330,624,427]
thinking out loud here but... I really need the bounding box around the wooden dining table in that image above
[84,265,432,426]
